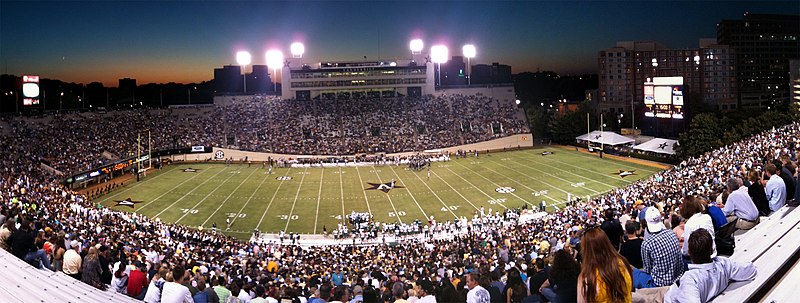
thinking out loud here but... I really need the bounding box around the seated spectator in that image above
[128,261,149,299]
[161,265,193,303]
[528,258,549,301]
[63,240,82,280]
[747,169,771,216]
[619,221,644,269]
[8,219,52,270]
[577,227,633,303]
[466,273,490,303]
[641,207,684,287]
[663,229,757,303]
[680,197,716,260]
[718,176,760,230]
[81,247,105,290]
[539,249,580,303]
[503,268,527,303]
[764,163,787,212]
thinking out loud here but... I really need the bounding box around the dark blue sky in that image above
[1,1,797,86]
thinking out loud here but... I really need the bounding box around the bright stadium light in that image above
[266,50,284,92]
[431,45,448,87]
[410,39,423,55]
[463,44,476,85]
[290,42,305,58]
[236,51,251,93]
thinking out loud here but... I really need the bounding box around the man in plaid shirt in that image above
[641,207,685,286]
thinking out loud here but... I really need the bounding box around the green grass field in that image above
[95,147,662,238]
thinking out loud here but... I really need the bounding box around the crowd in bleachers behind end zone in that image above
[1,94,528,176]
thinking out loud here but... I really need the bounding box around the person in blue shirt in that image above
[331,268,343,286]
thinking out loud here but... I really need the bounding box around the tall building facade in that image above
[471,63,512,84]
[717,13,800,109]
[598,40,737,122]
[214,65,242,93]
[791,59,800,109]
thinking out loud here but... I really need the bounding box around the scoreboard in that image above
[644,77,683,119]
[22,75,41,106]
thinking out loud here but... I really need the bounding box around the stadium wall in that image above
[175,134,533,162]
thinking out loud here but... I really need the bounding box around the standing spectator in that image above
[111,265,129,294]
[161,265,194,303]
[193,279,210,303]
[641,207,684,287]
[63,240,82,280]
[51,235,66,272]
[619,221,644,269]
[466,273,490,303]
[0,218,16,251]
[528,258,549,301]
[663,229,757,303]
[214,276,232,303]
[144,267,168,303]
[764,163,787,212]
[601,209,624,251]
[746,170,771,216]
[128,261,149,299]
[577,227,633,303]
[81,247,105,290]
[718,176,760,230]
[416,280,437,303]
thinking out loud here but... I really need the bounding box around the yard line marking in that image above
[485,157,602,195]
[256,167,293,230]
[95,166,173,203]
[138,166,226,212]
[393,165,457,219]
[283,167,308,230]
[313,168,325,233]
[173,167,243,223]
[438,167,508,209]
[369,167,404,224]
[512,156,625,188]
[201,167,260,226]
[451,160,542,206]
[227,168,272,228]
[386,165,430,220]
[525,154,635,184]
[354,166,373,215]
[476,158,586,201]
[338,167,346,225]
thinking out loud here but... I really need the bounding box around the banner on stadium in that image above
[191,146,205,152]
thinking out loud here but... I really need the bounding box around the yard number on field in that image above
[180,208,198,214]
[488,198,507,205]
[441,205,459,211]
[388,211,406,217]
[278,215,299,220]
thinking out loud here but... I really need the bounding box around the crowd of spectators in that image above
[2,94,528,176]
[0,99,797,303]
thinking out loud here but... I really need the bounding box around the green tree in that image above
[676,113,724,158]
[526,106,550,143]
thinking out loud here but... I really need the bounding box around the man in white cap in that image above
[640,207,685,287]
[63,240,82,280]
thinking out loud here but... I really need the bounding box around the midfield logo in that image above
[114,197,144,208]
[365,180,404,193]
[612,170,637,178]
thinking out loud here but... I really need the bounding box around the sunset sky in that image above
[1,1,797,86]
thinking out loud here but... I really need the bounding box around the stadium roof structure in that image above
[633,138,679,155]
[576,131,635,146]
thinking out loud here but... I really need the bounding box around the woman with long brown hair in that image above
[578,227,633,303]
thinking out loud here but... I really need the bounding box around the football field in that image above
[95,147,662,238]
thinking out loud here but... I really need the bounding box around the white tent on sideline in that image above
[575,131,635,146]
[633,138,679,155]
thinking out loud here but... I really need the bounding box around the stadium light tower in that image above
[431,45,448,87]
[291,42,305,59]
[410,39,423,55]
[462,44,476,85]
[266,50,284,93]
[236,51,251,93]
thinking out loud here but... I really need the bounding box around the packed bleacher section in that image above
[2,94,528,176]
[0,100,798,302]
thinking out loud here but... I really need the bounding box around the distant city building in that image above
[214,65,242,93]
[118,78,136,91]
[791,59,800,109]
[248,65,273,93]
[471,63,512,85]
[598,40,737,120]
[440,56,467,86]
[717,13,800,109]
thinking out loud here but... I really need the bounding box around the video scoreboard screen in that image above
[22,75,40,106]
[644,76,683,119]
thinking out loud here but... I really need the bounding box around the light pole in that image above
[266,50,284,93]
[431,45,448,88]
[236,51,251,93]
[462,44,475,85]
[59,92,64,112]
